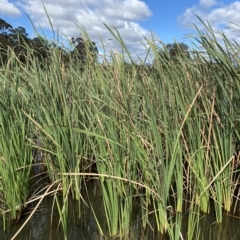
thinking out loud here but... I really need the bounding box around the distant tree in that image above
[71,36,98,64]
[30,37,50,60]
[0,18,98,66]
[153,48,170,65]
[0,19,48,65]
[9,26,29,43]
[154,42,190,67]
[166,42,190,62]
[8,26,30,62]
[0,19,13,64]
[0,19,13,48]
[53,45,69,66]
[0,19,13,35]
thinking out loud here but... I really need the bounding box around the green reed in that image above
[0,17,240,239]
[0,54,33,223]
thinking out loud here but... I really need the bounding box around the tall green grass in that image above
[0,19,240,239]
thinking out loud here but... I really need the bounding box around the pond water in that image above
[1,181,240,240]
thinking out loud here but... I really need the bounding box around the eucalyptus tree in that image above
[0,18,13,35]
[166,42,190,62]
[0,19,13,64]
[71,36,98,64]
[154,42,191,68]
[30,37,50,61]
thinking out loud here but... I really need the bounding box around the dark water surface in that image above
[1,181,240,240]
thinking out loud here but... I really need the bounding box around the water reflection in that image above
[1,181,240,240]
[29,203,49,239]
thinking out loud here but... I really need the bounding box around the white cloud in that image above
[0,0,21,16]
[179,1,240,45]
[199,0,217,9]
[13,0,152,60]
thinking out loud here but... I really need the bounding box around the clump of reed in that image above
[0,19,240,240]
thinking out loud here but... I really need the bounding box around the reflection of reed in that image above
[28,198,49,240]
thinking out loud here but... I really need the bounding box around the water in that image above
[0,181,103,240]
[1,182,240,240]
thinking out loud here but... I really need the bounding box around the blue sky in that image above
[1,0,240,60]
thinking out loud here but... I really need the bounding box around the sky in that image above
[1,0,240,61]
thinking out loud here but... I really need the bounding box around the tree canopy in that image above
[0,18,98,66]
[71,36,98,64]
[166,43,190,61]
[155,42,191,65]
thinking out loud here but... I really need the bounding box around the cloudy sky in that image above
[1,0,240,61]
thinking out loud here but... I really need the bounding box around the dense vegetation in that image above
[0,18,240,239]
[0,18,98,67]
